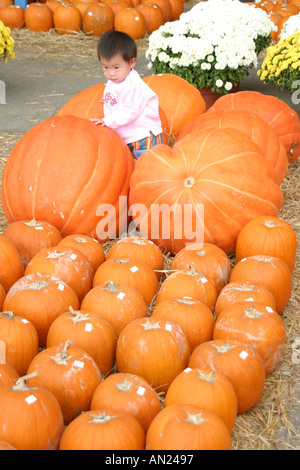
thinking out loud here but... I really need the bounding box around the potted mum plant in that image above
[0,20,15,63]
[146,0,275,104]
[258,32,300,93]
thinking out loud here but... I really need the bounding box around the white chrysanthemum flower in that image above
[225,81,233,90]
[216,79,224,87]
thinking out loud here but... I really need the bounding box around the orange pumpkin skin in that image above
[170,242,231,294]
[24,246,93,304]
[229,255,292,314]
[59,409,145,450]
[3,219,62,268]
[93,257,159,306]
[116,317,191,393]
[0,284,6,311]
[136,2,163,33]
[168,0,183,20]
[213,301,286,376]
[209,90,300,166]
[0,5,25,28]
[1,116,134,243]
[128,128,283,254]
[46,308,116,375]
[0,364,19,388]
[0,441,17,450]
[176,109,288,185]
[146,404,231,450]
[0,377,64,450]
[151,297,215,351]
[3,272,79,347]
[90,372,161,432]
[188,339,265,414]
[141,0,172,22]
[0,311,39,376]
[214,281,276,319]
[106,236,164,280]
[164,367,237,433]
[235,215,297,273]
[0,235,23,293]
[114,8,146,39]
[53,3,82,34]
[24,3,54,31]
[57,234,105,274]
[27,341,102,425]
[143,73,206,137]
[81,281,148,338]
[156,267,218,312]
[82,3,114,36]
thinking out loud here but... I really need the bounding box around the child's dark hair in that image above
[97,30,137,63]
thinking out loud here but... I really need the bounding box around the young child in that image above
[90,30,164,159]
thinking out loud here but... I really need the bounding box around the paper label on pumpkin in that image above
[25,394,37,405]
[165,323,172,331]
[70,254,77,260]
[136,386,146,396]
[34,226,44,230]
[74,360,84,369]
[0,340,6,364]
[245,297,254,302]
[117,292,126,300]
[85,323,93,332]
[239,350,249,360]
[201,277,208,284]
[58,284,65,291]
[21,318,30,324]
[130,266,139,273]
[266,306,274,313]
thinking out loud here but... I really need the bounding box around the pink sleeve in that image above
[102,83,146,129]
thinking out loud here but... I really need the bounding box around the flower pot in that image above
[198,84,240,110]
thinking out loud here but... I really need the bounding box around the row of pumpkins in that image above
[0,211,297,450]
[0,73,299,449]
[253,0,300,41]
[0,0,185,38]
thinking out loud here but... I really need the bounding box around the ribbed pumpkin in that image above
[164,367,237,433]
[24,3,54,31]
[128,127,283,254]
[3,272,79,347]
[0,115,134,243]
[176,109,288,185]
[146,404,231,450]
[0,5,25,28]
[82,3,114,36]
[93,257,158,306]
[0,311,39,376]
[46,307,116,375]
[235,215,297,273]
[209,90,300,165]
[213,301,286,375]
[53,3,82,34]
[0,364,19,388]
[59,409,145,450]
[90,372,161,431]
[229,255,292,313]
[3,219,62,268]
[81,281,148,338]
[116,317,190,392]
[114,8,146,40]
[0,373,64,450]
[151,297,215,351]
[106,236,164,279]
[57,234,105,274]
[24,246,93,303]
[214,280,277,319]
[141,0,172,22]
[156,266,218,311]
[27,341,102,424]
[143,73,206,137]
[136,2,163,33]
[0,284,5,311]
[189,339,266,414]
[0,235,23,293]
[170,242,231,294]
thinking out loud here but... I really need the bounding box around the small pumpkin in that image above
[116,317,190,393]
[57,234,105,274]
[53,3,82,34]
[146,404,232,450]
[0,5,25,29]
[59,409,145,450]
[136,2,163,33]
[114,7,146,39]
[82,3,114,36]
[24,3,54,32]
[0,235,23,293]
[90,372,161,431]
[27,341,102,424]
[0,363,19,388]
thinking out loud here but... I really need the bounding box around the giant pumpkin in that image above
[1,115,134,242]
[128,127,283,254]
[209,91,300,166]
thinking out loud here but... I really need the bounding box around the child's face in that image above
[100,54,137,84]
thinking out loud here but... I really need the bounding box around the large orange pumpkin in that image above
[53,3,82,34]
[0,5,25,28]
[114,8,146,40]
[136,2,164,33]
[176,109,288,185]
[129,127,283,254]
[1,115,134,243]
[209,91,300,166]
[24,3,54,31]
[82,3,114,36]
[143,73,206,138]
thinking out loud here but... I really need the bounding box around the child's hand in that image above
[90,118,105,126]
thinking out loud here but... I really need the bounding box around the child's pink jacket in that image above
[101,69,163,144]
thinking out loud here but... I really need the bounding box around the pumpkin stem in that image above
[196,370,216,384]
[0,311,15,319]
[68,306,90,323]
[28,280,49,291]
[142,318,161,330]
[185,411,207,426]
[184,177,195,188]
[25,219,40,227]
[244,307,266,319]
[51,340,72,364]
[114,259,130,264]
[263,220,276,228]
[90,412,116,424]
[233,283,255,292]
[46,250,65,259]
[176,298,196,306]
[213,342,233,354]
[12,370,39,392]
[74,236,88,243]
[104,280,120,293]
[116,379,134,392]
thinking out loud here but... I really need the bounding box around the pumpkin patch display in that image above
[0,115,134,243]
[128,127,283,254]
[209,90,300,166]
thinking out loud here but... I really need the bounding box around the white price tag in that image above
[117,292,126,300]
[74,360,84,369]
[25,394,37,405]
[130,266,139,273]
[239,350,249,360]
[85,323,93,332]
[136,386,146,396]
